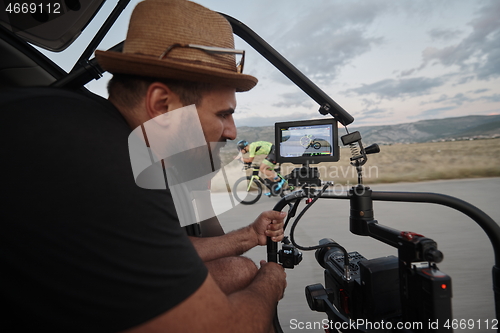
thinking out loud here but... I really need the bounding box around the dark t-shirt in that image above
[0,87,208,332]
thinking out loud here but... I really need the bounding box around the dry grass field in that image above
[284,138,500,185]
[217,138,500,190]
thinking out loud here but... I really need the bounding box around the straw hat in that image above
[95,0,257,92]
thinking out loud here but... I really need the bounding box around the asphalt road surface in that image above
[216,177,500,332]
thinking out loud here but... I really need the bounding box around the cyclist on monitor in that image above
[237,140,280,185]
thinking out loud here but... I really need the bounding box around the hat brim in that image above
[95,50,258,92]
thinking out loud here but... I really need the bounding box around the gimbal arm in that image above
[268,186,500,322]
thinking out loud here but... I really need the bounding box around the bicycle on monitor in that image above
[232,163,296,205]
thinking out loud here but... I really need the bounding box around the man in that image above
[238,140,280,184]
[1,0,286,332]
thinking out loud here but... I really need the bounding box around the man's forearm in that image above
[189,225,258,262]
[135,264,286,333]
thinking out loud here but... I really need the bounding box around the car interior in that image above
[0,0,124,90]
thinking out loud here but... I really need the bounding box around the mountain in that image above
[226,115,500,151]
[350,115,500,145]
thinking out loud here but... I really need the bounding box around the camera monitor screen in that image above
[275,118,339,164]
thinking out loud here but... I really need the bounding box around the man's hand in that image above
[250,211,286,246]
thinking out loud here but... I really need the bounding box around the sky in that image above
[41,0,500,128]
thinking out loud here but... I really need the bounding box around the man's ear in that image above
[144,82,183,120]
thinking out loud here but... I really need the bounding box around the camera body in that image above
[319,246,401,322]
[312,238,453,332]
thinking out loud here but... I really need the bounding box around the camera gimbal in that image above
[267,131,500,333]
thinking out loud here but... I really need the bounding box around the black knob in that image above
[365,143,380,155]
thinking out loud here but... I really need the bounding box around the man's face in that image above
[196,86,237,168]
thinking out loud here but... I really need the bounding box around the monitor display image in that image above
[275,118,339,164]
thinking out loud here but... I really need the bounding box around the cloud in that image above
[455,75,475,85]
[268,0,388,85]
[419,0,500,80]
[420,94,449,105]
[359,97,382,109]
[362,108,388,116]
[343,77,445,99]
[469,88,490,94]
[480,94,500,103]
[400,69,416,77]
[421,92,500,106]
[421,93,472,106]
[272,92,314,108]
[234,111,327,127]
[428,28,463,42]
[447,93,472,106]
[355,108,393,124]
[410,106,457,120]
[279,30,383,84]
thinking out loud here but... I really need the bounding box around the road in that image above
[215,177,500,332]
